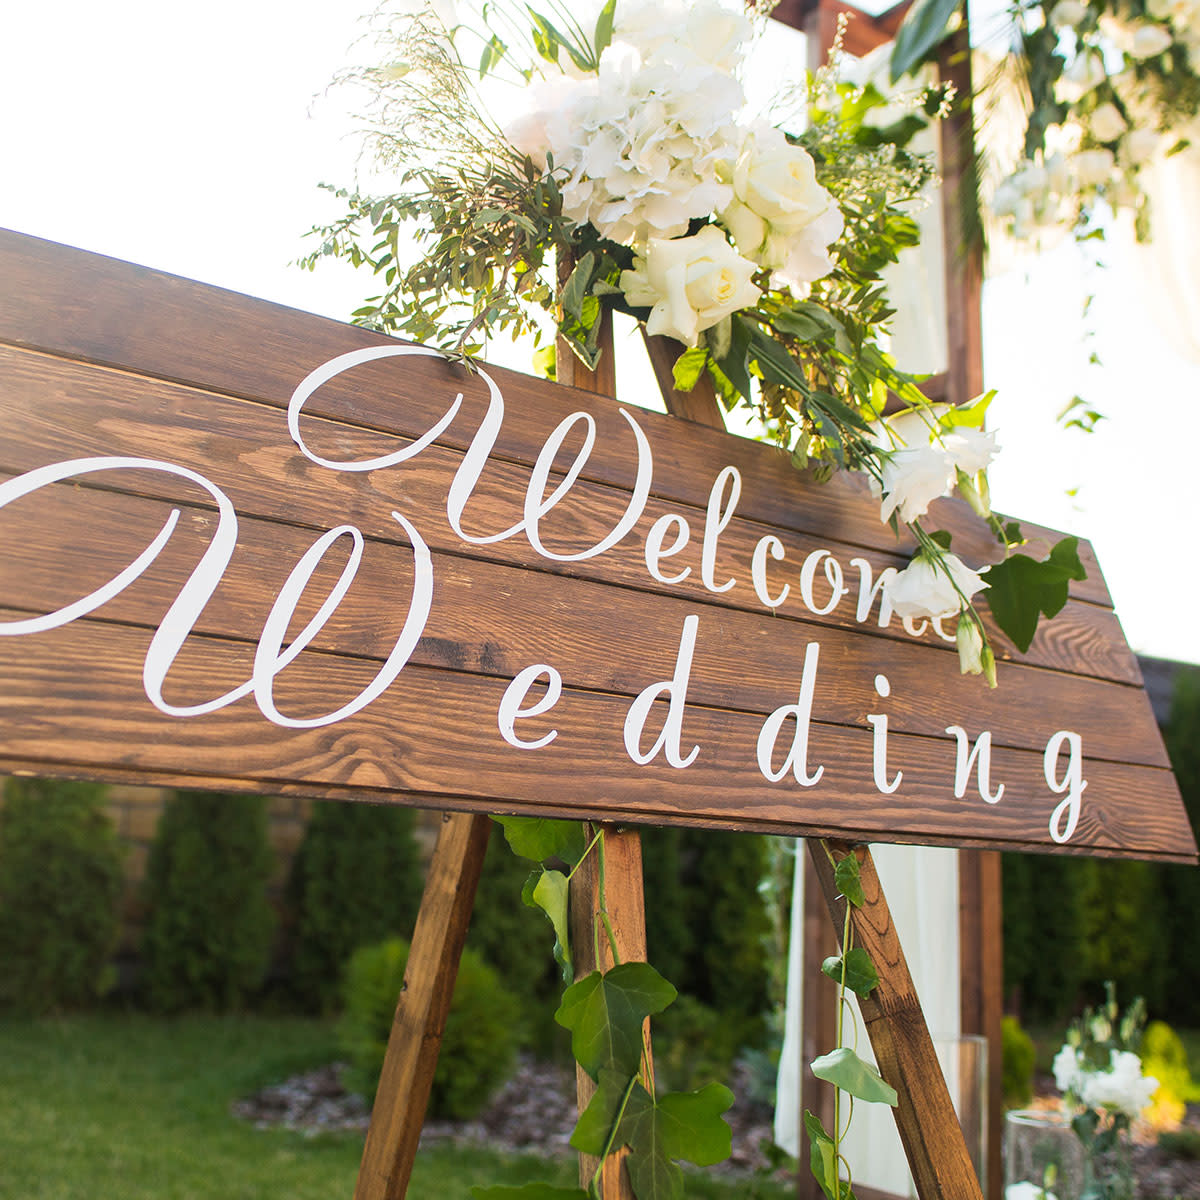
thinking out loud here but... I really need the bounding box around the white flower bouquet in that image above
[304,0,1087,684]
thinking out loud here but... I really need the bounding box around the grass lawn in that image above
[0,1014,791,1200]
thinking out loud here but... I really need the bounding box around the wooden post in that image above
[354,811,492,1200]
[808,841,984,1200]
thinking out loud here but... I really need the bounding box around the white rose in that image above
[885,552,988,621]
[619,225,761,346]
[1051,0,1089,26]
[1129,22,1173,57]
[877,445,955,524]
[1090,102,1128,143]
[1073,147,1116,186]
[721,126,844,288]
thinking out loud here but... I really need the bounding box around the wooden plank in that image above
[0,231,1113,607]
[0,613,1192,860]
[0,478,1165,767]
[354,810,492,1200]
[569,827,651,1199]
[0,345,1140,688]
[808,841,985,1200]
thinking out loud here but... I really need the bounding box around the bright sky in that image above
[3,0,1197,665]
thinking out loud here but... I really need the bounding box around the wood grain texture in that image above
[0,231,1191,863]
[809,841,985,1200]
[354,811,491,1200]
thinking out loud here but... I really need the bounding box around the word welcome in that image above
[0,346,1086,843]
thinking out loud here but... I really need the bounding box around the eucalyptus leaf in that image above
[556,962,676,1079]
[811,1047,899,1107]
[821,947,880,998]
[890,0,961,82]
[495,816,585,864]
[834,853,864,908]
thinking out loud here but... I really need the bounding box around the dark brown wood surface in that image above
[0,231,1192,863]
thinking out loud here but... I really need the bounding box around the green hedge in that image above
[0,777,124,1014]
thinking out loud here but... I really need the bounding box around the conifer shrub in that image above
[140,789,275,1012]
[285,800,424,1013]
[0,777,124,1014]
[337,936,520,1118]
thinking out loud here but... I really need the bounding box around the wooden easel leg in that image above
[568,824,651,1200]
[807,841,984,1200]
[354,810,492,1200]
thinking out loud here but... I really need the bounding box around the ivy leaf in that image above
[811,1047,899,1106]
[627,1136,684,1200]
[821,948,880,998]
[522,867,571,978]
[834,854,864,908]
[804,1111,846,1200]
[556,963,676,1079]
[656,1083,735,1165]
[570,1067,638,1155]
[890,0,962,82]
[471,1187,590,1200]
[494,816,585,864]
[983,536,1086,653]
[672,346,709,392]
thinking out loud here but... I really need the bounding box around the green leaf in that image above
[749,326,808,392]
[560,251,594,322]
[494,816,585,863]
[983,537,1086,654]
[471,1187,590,1200]
[627,1137,684,1200]
[555,963,676,1079]
[811,1047,899,1106]
[890,0,962,82]
[804,1111,842,1200]
[528,868,571,977]
[478,34,508,77]
[834,854,864,908]
[570,1067,639,1155]
[772,307,829,343]
[808,390,874,435]
[713,314,754,402]
[656,1083,735,1165]
[671,346,708,392]
[593,0,616,55]
[821,948,880,998]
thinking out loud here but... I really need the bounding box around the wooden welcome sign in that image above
[0,228,1193,865]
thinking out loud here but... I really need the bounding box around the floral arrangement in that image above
[887,0,1200,245]
[1051,984,1158,1199]
[304,0,1087,690]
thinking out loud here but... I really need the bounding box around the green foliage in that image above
[810,1048,897,1106]
[0,777,124,1014]
[1002,1015,1036,1110]
[889,0,960,82]
[140,790,276,1013]
[1158,1127,1200,1160]
[338,936,520,1118]
[468,828,564,1052]
[1141,1020,1200,1115]
[983,537,1086,654]
[1161,667,1200,1024]
[651,995,739,1096]
[285,800,423,1013]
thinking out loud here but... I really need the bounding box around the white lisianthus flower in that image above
[1079,1050,1159,1118]
[1122,126,1163,164]
[955,615,995,685]
[1090,102,1128,143]
[720,125,844,289]
[1129,21,1174,57]
[1057,51,1107,103]
[876,445,955,524]
[619,225,761,346]
[1051,0,1089,25]
[945,428,999,475]
[885,552,988,621]
[1052,1044,1084,1095]
[1073,147,1116,186]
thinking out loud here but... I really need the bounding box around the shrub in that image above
[286,801,424,1013]
[1001,1015,1036,1110]
[651,993,739,1095]
[0,777,124,1014]
[1142,1020,1200,1128]
[337,936,520,1119]
[140,789,275,1012]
